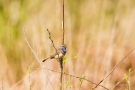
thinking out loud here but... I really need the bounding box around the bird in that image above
[42,44,66,62]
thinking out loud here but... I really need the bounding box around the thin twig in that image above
[29,70,31,90]
[23,29,41,65]
[93,48,135,89]
[34,67,109,90]
[78,82,82,90]
[23,28,55,90]
[47,29,59,57]
[128,70,131,90]
[27,66,32,90]
[111,70,134,90]
[9,65,108,90]
[47,28,65,90]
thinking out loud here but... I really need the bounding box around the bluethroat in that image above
[42,44,66,62]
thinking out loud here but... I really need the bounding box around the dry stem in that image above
[93,48,135,89]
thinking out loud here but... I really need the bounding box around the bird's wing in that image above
[50,49,64,59]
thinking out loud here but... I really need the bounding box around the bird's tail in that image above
[42,57,50,62]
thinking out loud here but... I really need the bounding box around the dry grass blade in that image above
[60,0,65,89]
[111,69,134,90]
[23,29,42,65]
[93,48,135,89]
[23,28,55,90]
[62,0,65,45]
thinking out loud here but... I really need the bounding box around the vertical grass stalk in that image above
[60,0,65,90]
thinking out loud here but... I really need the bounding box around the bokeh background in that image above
[0,0,135,90]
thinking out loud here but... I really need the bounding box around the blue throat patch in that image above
[62,47,66,53]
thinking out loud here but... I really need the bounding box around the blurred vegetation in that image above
[0,0,135,90]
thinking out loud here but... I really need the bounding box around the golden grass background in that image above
[0,0,135,90]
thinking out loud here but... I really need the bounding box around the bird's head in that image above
[61,44,66,53]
